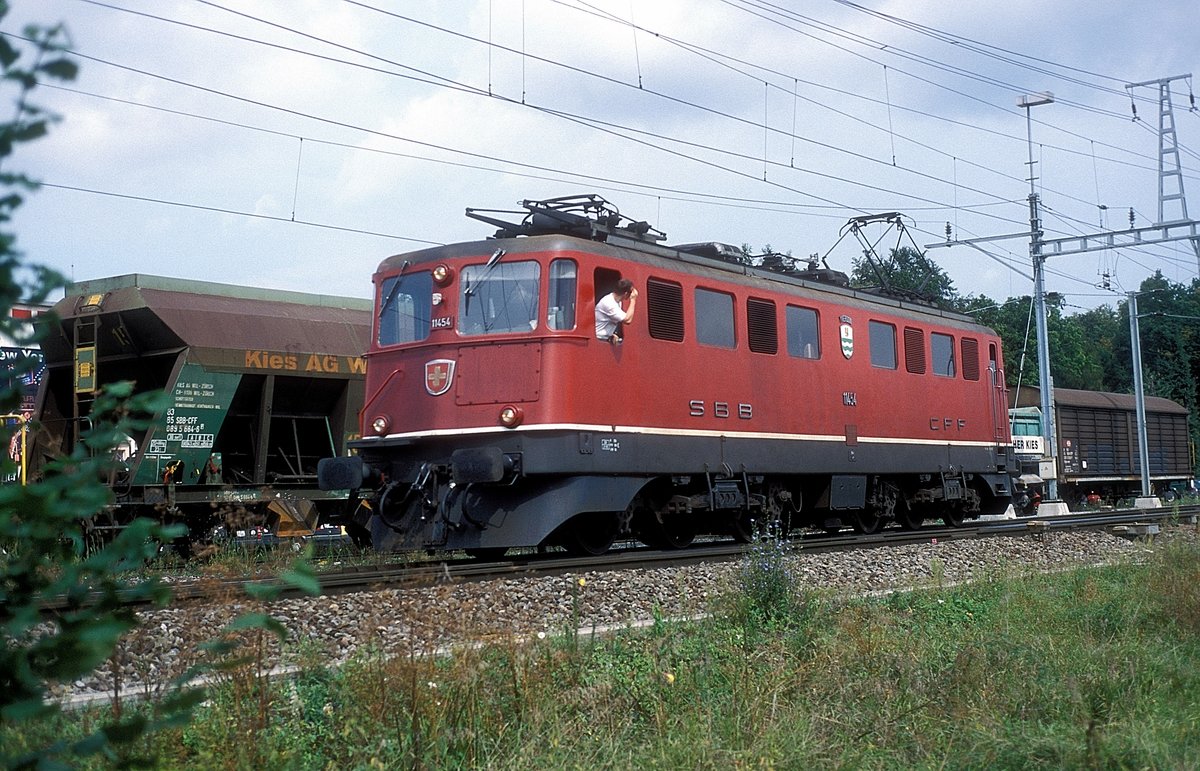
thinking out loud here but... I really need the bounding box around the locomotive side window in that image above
[378,271,433,346]
[785,305,820,359]
[869,320,897,369]
[547,259,577,330]
[931,332,956,377]
[459,259,540,335]
[961,337,981,380]
[647,278,685,342]
[695,287,736,349]
[746,297,777,354]
[903,327,926,374]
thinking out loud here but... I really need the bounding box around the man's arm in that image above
[621,288,638,325]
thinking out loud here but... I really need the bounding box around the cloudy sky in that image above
[4,0,1199,310]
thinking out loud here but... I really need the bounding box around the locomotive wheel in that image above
[852,511,882,535]
[730,511,756,543]
[563,512,619,556]
[896,500,923,530]
[941,509,965,528]
[637,510,695,550]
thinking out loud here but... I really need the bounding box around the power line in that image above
[82,0,1181,222]
[37,182,445,246]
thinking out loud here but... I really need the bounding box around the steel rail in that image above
[39,504,1200,613]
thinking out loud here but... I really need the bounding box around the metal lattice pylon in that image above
[1126,73,1200,271]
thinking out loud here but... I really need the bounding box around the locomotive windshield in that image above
[459,260,540,335]
[378,270,433,345]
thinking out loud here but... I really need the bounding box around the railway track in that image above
[45,504,1199,614]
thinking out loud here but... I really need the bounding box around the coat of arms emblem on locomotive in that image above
[425,359,456,396]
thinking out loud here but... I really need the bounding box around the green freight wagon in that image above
[31,274,370,549]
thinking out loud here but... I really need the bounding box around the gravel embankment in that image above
[49,526,1196,704]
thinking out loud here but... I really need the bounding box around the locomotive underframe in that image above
[334,429,1014,552]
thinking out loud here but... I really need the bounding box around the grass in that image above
[10,532,1200,769]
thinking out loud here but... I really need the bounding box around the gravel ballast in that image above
[47,527,1196,704]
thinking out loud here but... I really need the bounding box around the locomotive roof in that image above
[40,273,371,364]
[1013,386,1189,415]
[379,232,993,332]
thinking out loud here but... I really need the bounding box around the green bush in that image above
[0,13,219,766]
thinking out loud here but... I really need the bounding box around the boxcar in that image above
[1012,386,1192,505]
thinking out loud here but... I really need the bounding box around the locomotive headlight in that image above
[371,414,392,435]
[432,263,454,285]
[498,405,524,428]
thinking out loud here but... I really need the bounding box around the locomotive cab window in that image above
[695,287,736,349]
[459,259,540,336]
[378,270,433,346]
[785,305,820,359]
[931,332,956,377]
[547,259,577,331]
[869,320,897,369]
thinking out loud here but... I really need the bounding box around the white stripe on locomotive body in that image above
[361,422,1011,449]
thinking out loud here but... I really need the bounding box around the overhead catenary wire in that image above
[77,0,1200,210]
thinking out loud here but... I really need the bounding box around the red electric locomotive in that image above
[319,195,1016,554]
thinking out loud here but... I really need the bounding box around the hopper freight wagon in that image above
[1012,386,1193,505]
[31,274,370,547]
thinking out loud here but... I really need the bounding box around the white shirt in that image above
[594,293,627,338]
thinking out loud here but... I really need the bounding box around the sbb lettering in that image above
[689,400,754,420]
[929,417,968,431]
